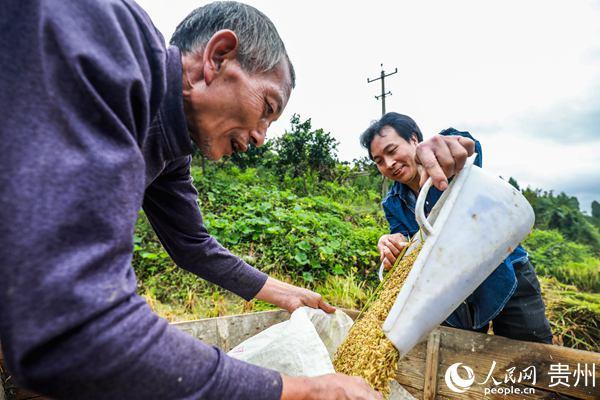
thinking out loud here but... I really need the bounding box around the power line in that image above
[367,64,398,116]
[367,64,398,196]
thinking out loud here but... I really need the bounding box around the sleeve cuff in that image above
[208,347,283,400]
[233,260,269,301]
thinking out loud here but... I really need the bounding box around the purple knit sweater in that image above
[0,0,281,398]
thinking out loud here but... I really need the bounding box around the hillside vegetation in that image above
[133,116,599,351]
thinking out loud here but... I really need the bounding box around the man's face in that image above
[186,60,291,160]
[371,126,419,184]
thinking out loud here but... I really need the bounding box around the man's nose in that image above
[250,122,268,147]
[385,157,396,171]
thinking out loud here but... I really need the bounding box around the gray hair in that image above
[170,1,295,88]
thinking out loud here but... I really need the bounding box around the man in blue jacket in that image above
[360,112,552,343]
[0,1,382,399]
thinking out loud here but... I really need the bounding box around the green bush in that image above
[272,114,339,180]
[133,211,220,306]
[522,188,600,253]
[524,229,599,292]
[133,162,386,307]
[193,165,385,282]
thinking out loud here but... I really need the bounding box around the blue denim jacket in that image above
[381,128,528,329]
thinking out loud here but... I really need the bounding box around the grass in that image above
[540,258,599,293]
[540,277,599,352]
[142,288,279,323]
[143,271,376,322]
[524,229,600,293]
[144,272,600,353]
[313,273,374,310]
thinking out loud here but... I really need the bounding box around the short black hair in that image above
[360,112,423,159]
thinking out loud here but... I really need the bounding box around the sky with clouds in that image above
[136,0,600,212]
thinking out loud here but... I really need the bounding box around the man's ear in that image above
[203,29,239,85]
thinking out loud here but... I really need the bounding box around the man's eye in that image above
[265,101,274,115]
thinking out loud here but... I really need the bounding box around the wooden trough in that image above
[2,309,599,399]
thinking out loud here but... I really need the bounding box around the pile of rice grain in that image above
[333,246,420,397]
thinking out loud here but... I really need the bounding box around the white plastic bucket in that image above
[382,155,534,357]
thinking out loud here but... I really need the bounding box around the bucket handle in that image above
[379,177,434,282]
[379,154,476,281]
[415,154,477,237]
[415,177,436,236]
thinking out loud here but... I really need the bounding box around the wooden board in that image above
[2,309,598,399]
[395,327,599,399]
[435,328,599,399]
[173,309,291,352]
[172,308,360,353]
[175,310,599,399]
[423,330,441,399]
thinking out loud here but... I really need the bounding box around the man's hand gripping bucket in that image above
[381,155,535,357]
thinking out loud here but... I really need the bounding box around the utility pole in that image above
[367,64,398,197]
[367,63,398,116]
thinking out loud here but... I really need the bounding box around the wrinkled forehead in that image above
[242,60,292,117]
[265,60,293,103]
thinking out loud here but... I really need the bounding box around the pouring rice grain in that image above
[333,246,421,397]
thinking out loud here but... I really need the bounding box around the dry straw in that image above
[333,245,421,397]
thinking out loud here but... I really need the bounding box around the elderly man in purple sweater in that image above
[0,0,472,397]
[0,1,383,399]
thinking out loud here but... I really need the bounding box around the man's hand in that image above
[255,277,336,313]
[377,233,408,270]
[415,134,475,190]
[281,374,382,400]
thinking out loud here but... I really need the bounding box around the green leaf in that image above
[294,252,309,265]
[319,246,334,255]
[141,252,158,260]
[296,240,311,252]
[225,232,241,244]
[266,226,282,234]
[332,264,345,275]
[302,271,314,282]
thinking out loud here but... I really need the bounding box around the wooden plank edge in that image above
[422,330,441,400]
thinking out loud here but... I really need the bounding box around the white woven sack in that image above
[228,307,353,376]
